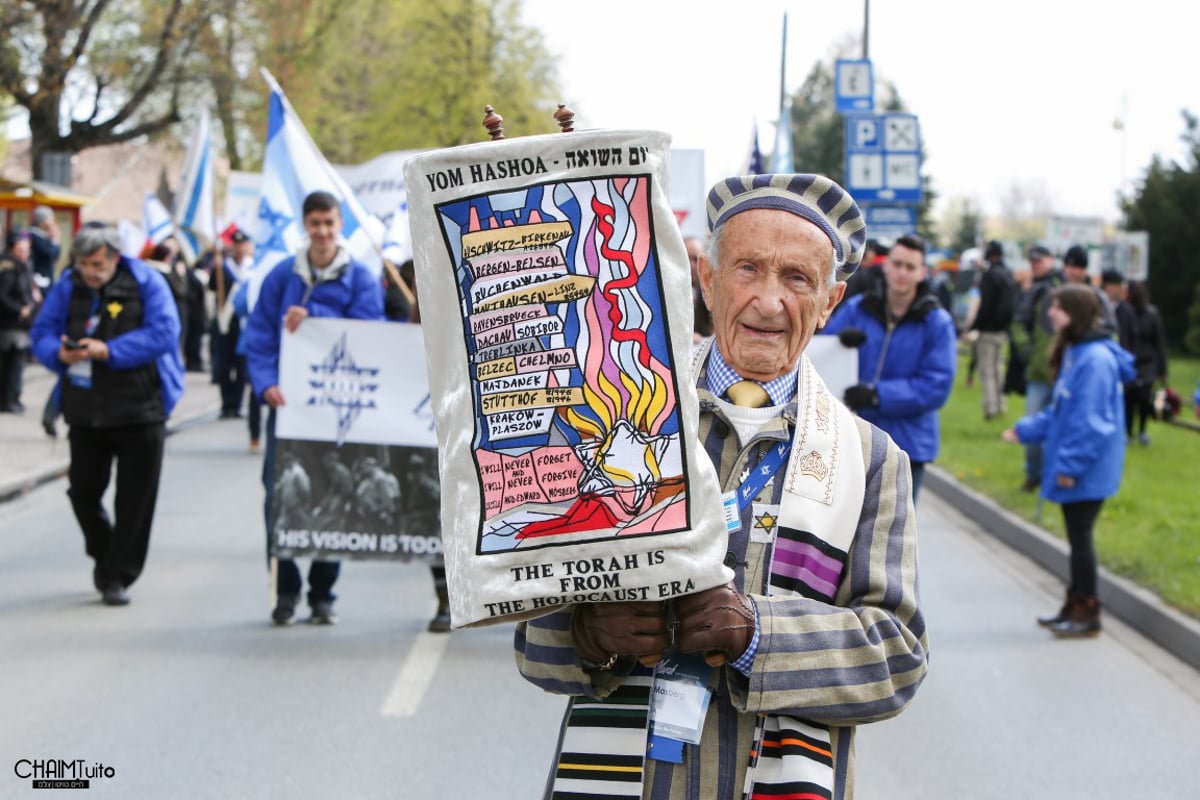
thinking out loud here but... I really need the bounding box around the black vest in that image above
[61,263,165,427]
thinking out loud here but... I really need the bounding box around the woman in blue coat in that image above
[1003,284,1135,638]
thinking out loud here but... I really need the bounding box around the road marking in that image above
[380,631,451,717]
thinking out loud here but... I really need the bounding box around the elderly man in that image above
[515,175,928,800]
[30,225,183,606]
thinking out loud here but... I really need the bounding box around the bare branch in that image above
[87,0,186,136]
[65,0,116,74]
[69,106,181,152]
[84,74,107,125]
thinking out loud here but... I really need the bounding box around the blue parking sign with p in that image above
[844,113,922,203]
[851,117,879,149]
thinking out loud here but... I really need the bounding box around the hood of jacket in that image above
[1085,333,1136,384]
[292,245,351,287]
[859,280,942,325]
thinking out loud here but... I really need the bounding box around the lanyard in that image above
[735,439,792,512]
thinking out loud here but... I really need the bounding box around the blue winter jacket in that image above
[31,256,184,415]
[822,285,957,462]
[1014,335,1136,503]
[245,249,383,400]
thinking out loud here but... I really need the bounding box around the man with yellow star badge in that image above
[31,224,183,607]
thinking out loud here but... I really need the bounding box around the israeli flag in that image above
[770,96,794,173]
[143,193,174,248]
[381,197,412,265]
[174,108,216,264]
[746,121,765,175]
[117,218,147,259]
[249,68,385,309]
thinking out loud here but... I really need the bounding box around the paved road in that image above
[2,416,1197,798]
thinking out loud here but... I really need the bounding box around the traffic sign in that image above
[863,204,916,244]
[835,59,874,113]
[844,113,923,203]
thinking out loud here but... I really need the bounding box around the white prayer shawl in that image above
[403,130,733,628]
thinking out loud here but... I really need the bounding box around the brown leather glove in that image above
[674,581,756,667]
[571,601,670,668]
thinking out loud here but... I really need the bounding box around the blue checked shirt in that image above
[730,597,760,675]
[704,341,793,675]
[704,343,799,406]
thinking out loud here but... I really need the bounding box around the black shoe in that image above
[1020,478,1039,493]
[219,409,242,419]
[272,595,298,626]
[1037,592,1073,627]
[42,417,57,438]
[309,601,338,625]
[428,608,452,633]
[2,401,25,414]
[101,584,130,606]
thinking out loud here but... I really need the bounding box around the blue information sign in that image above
[843,113,923,204]
[863,204,917,244]
[835,59,874,113]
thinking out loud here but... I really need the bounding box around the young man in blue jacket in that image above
[246,190,384,626]
[30,225,183,606]
[822,234,957,500]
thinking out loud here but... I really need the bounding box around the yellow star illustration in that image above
[753,511,778,534]
[106,301,123,319]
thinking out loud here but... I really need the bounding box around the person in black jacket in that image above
[0,229,37,412]
[1118,280,1168,445]
[969,240,1019,420]
[29,225,184,606]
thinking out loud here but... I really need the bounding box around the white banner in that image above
[669,148,706,240]
[276,318,436,448]
[404,129,733,628]
[224,170,262,235]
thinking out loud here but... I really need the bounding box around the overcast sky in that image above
[523,0,1200,224]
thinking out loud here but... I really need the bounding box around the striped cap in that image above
[706,174,867,280]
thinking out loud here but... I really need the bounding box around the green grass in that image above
[937,351,1200,617]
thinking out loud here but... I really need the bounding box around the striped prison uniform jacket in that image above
[514,385,929,800]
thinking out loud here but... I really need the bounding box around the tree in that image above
[360,0,561,151]
[1121,110,1200,350]
[2,0,561,184]
[1184,283,1200,355]
[784,58,937,244]
[0,0,218,181]
[172,0,351,172]
[245,0,560,165]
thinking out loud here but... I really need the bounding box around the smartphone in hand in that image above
[63,338,87,350]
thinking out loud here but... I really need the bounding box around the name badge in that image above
[67,359,92,389]
[648,654,713,748]
[721,491,741,534]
